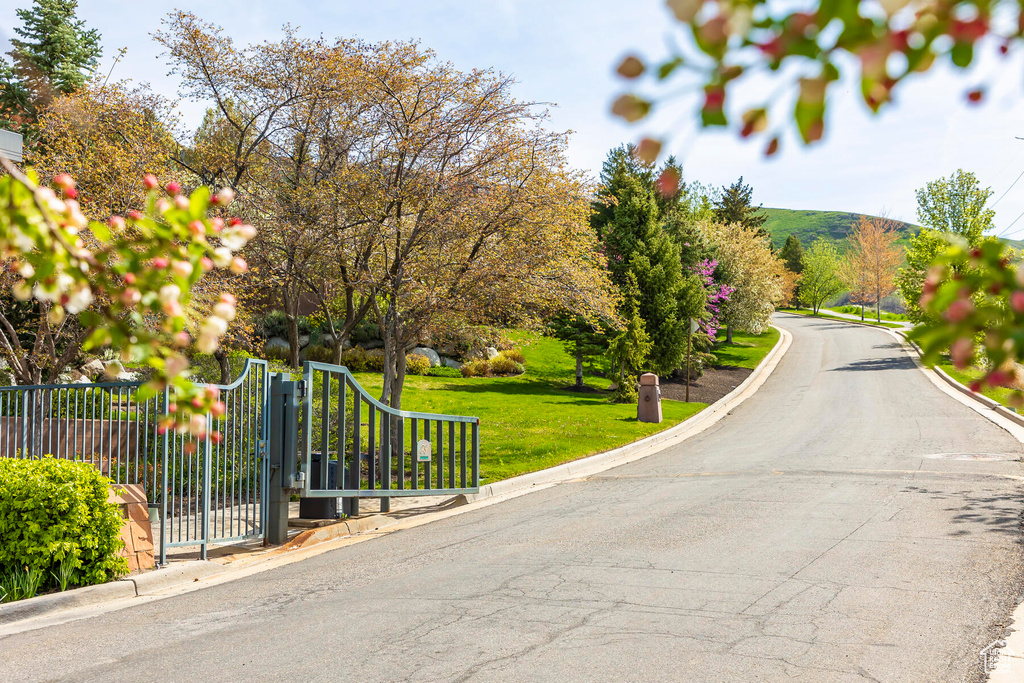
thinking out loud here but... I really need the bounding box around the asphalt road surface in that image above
[4,313,1024,682]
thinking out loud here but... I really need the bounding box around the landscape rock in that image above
[81,359,105,379]
[409,347,442,367]
[264,337,290,355]
[485,347,500,360]
[441,356,462,370]
[358,340,384,350]
[298,335,311,349]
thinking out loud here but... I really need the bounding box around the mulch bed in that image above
[658,365,753,404]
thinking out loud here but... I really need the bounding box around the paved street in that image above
[4,314,1024,682]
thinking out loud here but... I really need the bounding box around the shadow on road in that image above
[903,485,1024,537]
[829,357,916,372]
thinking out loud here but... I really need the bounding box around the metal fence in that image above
[0,380,162,490]
[1,357,479,561]
[0,360,269,563]
[300,361,480,507]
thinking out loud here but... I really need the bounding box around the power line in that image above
[998,205,1024,238]
[992,168,1024,212]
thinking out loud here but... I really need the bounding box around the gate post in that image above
[266,374,301,545]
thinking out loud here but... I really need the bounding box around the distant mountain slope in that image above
[761,207,1024,252]
[760,208,919,250]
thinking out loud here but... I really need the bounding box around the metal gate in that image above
[297,361,480,512]
[159,359,270,562]
[0,357,479,560]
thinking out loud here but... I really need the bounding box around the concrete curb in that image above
[0,326,792,633]
[281,514,392,550]
[0,560,225,625]
[0,580,136,625]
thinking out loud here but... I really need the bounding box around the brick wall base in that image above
[107,484,155,573]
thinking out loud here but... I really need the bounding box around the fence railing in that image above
[0,380,162,492]
[300,361,480,502]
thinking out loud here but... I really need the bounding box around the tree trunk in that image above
[726,323,733,344]
[283,291,301,371]
[876,294,881,323]
[861,304,865,321]
[390,349,407,411]
[214,348,231,385]
[575,346,583,389]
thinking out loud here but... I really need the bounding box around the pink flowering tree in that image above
[0,157,253,439]
[911,239,1024,405]
[691,258,734,340]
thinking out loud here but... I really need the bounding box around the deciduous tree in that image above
[846,216,904,322]
[612,0,1024,157]
[799,240,844,315]
[915,169,994,245]
[700,221,787,337]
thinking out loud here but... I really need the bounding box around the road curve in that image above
[3,313,1024,682]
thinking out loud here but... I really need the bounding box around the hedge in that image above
[0,458,127,592]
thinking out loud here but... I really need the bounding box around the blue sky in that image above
[3,0,1024,233]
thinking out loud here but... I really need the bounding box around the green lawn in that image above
[349,328,779,484]
[936,361,1020,409]
[712,327,781,368]
[827,305,907,322]
[779,307,904,329]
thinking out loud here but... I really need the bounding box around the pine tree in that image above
[1,0,102,128]
[609,273,652,404]
[601,168,690,374]
[548,312,611,389]
[714,176,768,237]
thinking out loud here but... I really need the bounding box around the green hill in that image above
[761,207,1024,252]
[761,208,919,250]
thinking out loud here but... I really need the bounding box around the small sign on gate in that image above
[416,439,431,462]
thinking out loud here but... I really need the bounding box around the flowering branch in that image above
[0,161,254,439]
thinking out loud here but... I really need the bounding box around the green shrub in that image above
[461,359,491,377]
[260,310,314,339]
[338,347,369,371]
[351,320,381,344]
[363,349,385,372]
[499,348,525,364]
[337,347,385,372]
[0,458,128,595]
[263,343,291,364]
[490,356,524,376]
[305,345,336,363]
[405,354,430,376]
[426,366,462,378]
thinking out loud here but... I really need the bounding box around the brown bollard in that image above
[637,373,662,424]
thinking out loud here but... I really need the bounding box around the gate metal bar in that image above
[159,359,269,563]
[299,361,479,501]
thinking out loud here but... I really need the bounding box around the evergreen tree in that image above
[609,273,651,403]
[779,235,805,273]
[591,144,655,239]
[601,168,690,374]
[714,176,768,237]
[1,0,101,128]
[548,312,611,390]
